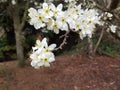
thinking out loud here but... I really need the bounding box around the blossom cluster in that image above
[28,0,118,69]
[103,12,117,33]
[28,0,103,39]
[30,38,56,69]
[28,0,103,68]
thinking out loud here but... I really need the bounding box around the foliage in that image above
[0,38,16,60]
[68,35,120,57]
[98,36,120,57]
[0,38,8,59]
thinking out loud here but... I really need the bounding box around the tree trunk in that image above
[87,37,94,57]
[12,5,25,67]
[13,15,25,67]
[8,1,29,67]
[15,30,25,67]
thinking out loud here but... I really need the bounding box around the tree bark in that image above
[13,5,25,67]
[15,30,25,66]
[87,37,94,57]
[7,1,29,67]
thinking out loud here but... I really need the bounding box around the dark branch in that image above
[54,31,70,51]
[93,27,105,54]
[21,1,30,30]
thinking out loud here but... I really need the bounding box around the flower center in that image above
[62,18,65,23]
[39,16,42,21]
[76,24,80,28]
[46,48,49,52]
[53,24,58,29]
[88,20,92,24]
[44,58,48,62]
[45,9,49,14]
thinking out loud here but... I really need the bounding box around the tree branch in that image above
[95,2,109,12]
[93,27,104,54]
[21,1,30,30]
[54,31,70,51]
[94,1,120,21]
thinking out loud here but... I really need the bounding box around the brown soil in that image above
[0,53,120,90]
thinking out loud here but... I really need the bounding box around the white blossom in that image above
[30,38,56,69]
[48,20,62,34]
[109,25,117,33]
[50,3,63,18]
[28,1,102,38]
[11,0,16,5]
[105,12,113,20]
[41,3,53,18]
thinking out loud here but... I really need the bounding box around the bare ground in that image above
[0,53,120,90]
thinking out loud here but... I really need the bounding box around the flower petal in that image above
[57,4,63,11]
[44,62,50,67]
[49,44,56,51]
[42,38,48,47]
[50,3,55,11]
[43,3,48,9]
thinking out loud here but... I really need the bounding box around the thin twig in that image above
[54,31,70,51]
[95,2,120,21]
[93,27,104,54]
[112,13,120,21]
[94,2,109,11]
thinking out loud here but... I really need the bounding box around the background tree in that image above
[0,0,36,66]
